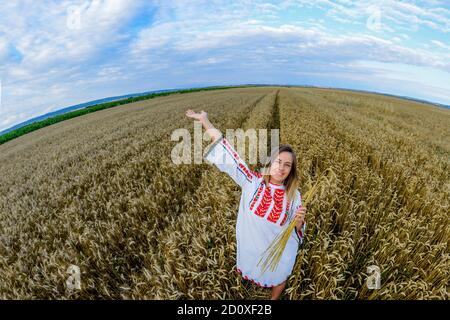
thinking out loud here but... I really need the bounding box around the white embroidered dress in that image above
[204,136,307,288]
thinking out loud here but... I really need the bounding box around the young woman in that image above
[186,109,307,300]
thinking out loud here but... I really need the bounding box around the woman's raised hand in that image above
[185,109,208,122]
[186,109,222,142]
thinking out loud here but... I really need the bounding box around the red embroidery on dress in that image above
[222,139,239,159]
[267,189,285,223]
[238,163,253,180]
[254,185,272,217]
[251,170,262,178]
[236,267,279,288]
[222,138,256,181]
[250,184,264,210]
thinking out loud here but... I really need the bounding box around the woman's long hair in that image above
[260,144,299,203]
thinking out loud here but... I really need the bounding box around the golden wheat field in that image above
[0,87,448,299]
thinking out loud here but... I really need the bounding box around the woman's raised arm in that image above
[185,108,258,189]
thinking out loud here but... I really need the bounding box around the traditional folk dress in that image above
[204,136,307,288]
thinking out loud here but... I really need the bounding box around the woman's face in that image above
[269,151,293,184]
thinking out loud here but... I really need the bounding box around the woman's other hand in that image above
[294,206,306,229]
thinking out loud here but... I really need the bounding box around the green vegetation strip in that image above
[0,85,250,145]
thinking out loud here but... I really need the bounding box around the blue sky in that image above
[0,0,449,132]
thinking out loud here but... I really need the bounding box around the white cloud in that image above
[1,0,147,76]
[431,39,450,50]
[131,16,449,72]
[293,0,450,33]
[0,38,10,60]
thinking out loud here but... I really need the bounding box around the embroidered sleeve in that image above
[204,136,260,189]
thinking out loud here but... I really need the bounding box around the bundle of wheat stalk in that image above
[257,167,337,275]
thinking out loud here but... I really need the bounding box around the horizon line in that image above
[1,83,449,135]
